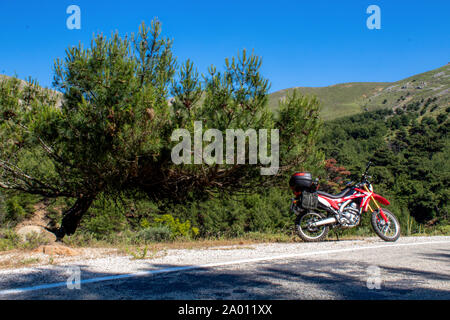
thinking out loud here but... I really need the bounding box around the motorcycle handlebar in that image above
[361,161,373,182]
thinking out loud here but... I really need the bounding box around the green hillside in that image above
[268,64,450,121]
[1,63,449,247]
[3,64,448,121]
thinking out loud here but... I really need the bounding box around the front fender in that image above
[372,193,390,206]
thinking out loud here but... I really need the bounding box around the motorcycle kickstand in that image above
[332,227,341,241]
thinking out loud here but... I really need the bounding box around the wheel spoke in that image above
[299,212,327,240]
[376,211,398,238]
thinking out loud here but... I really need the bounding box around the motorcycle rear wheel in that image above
[295,212,330,242]
[371,208,400,242]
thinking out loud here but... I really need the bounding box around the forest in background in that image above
[0,22,448,249]
[1,100,448,248]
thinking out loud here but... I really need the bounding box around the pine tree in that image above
[0,19,323,238]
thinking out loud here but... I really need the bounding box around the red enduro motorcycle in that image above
[289,162,401,242]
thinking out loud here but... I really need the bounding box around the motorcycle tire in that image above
[371,208,401,242]
[295,212,330,242]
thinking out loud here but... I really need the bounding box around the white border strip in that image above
[1,240,449,296]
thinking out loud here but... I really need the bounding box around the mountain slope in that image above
[2,64,449,121]
[268,64,450,121]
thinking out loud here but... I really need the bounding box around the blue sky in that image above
[0,0,448,92]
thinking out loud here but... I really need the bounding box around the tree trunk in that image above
[56,196,95,240]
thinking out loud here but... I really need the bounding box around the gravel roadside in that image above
[1,236,449,287]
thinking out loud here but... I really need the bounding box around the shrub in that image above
[3,194,37,226]
[0,229,49,251]
[164,188,293,238]
[5,197,27,222]
[0,229,20,251]
[80,197,127,238]
[435,224,450,235]
[437,113,447,124]
[21,231,49,250]
[152,214,199,239]
[136,226,172,242]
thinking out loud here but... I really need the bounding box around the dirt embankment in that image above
[3,203,84,268]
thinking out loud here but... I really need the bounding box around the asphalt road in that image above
[1,237,449,300]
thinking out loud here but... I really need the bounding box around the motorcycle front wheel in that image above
[295,212,330,242]
[371,208,401,242]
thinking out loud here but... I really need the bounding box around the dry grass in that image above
[0,246,120,270]
[115,238,282,256]
[1,230,445,270]
[0,249,43,269]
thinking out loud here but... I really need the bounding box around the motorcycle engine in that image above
[338,202,360,227]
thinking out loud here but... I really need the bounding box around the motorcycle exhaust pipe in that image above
[311,217,337,227]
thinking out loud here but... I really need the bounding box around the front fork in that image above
[364,185,389,223]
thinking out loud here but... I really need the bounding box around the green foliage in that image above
[136,225,172,242]
[320,106,449,227]
[0,19,324,237]
[0,193,38,226]
[0,229,20,251]
[79,196,128,238]
[268,82,391,120]
[166,187,292,238]
[5,197,26,223]
[0,229,49,251]
[268,64,449,121]
[152,214,199,239]
[125,245,159,260]
[2,19,445,241]
[21,231,50,250]
[276,91,323,172]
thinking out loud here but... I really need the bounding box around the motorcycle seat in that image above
[317,188,351,199]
